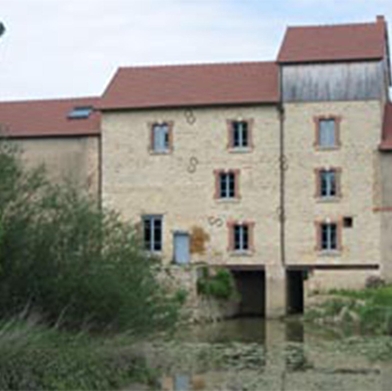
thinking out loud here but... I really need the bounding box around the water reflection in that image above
[160,318,392,391]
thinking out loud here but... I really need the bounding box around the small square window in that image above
[343,217,353,228]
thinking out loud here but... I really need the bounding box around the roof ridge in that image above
[118,60,276,71]
[0,96,99,105]
[286,21,380,30]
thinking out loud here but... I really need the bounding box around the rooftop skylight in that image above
[68,106,93,119]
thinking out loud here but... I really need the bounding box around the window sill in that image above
[314,146,340,151]
[228,147,253,154]
[316,197,341,203]
[215,198,241,204]
[145,250,163,257]
[148,150,172,155]
[229,250,254,257]
[317,250,341,257]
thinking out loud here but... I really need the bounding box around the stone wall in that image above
[101,105,281,268]
[160,264,239,323]
[14,136,100,196]
[284,101,383,268]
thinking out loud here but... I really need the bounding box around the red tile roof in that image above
[380,103,392,151]
[99,62,279,110]
[0,97,100,138]
[278,17,387,64]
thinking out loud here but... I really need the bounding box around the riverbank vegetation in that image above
[0,141,182,389]
[197,266,238,300]
[305,284,392,335]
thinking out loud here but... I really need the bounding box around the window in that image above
[321,223,337,251]
[68,106,93,119]
[319,119,336,147]
[143,215,162,252]
[320,170,336,197]
[314,116,341,149]
[150,122,173,153]
[343,217,353,228]
[214,170,240,199]
[220,172,235,198]
[316,221,341,252]
[227,221,255,253]
[315,168,341,199]
[232,121,248,147]
[227,119,254,150]
[234,224,249,251]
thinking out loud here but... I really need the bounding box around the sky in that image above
[0,0,391,101]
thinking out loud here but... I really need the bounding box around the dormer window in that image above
[68,106,93,119]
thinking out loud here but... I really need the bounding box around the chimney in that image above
[377,15,385,24]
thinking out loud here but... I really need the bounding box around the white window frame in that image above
[321,223,337,251]
[152,123,170,152]
[233,224,249,251]
[320,170,336,198]
[232,121,248,148]
[143,215,162,252]
[318,119,336,148]
[219,172,235,198]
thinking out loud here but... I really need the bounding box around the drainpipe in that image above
[278,102,286,268]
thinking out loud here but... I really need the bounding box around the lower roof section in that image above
[0,96,100,138]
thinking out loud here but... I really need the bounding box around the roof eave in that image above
[277,56,384,65]
[97,100,280,112]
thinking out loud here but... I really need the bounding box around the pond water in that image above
[141,318,392,390]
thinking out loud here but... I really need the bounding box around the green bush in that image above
[0,141,181,334]
[197,267,238,300]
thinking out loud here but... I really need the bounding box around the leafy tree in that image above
[0,140,181,334]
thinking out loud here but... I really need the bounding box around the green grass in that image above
[0,319,158,390]
[306,286,392,336]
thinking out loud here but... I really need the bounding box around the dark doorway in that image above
[231,270,265,317]
[287,270,304,314]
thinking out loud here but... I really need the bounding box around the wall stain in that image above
[190,226,210,254]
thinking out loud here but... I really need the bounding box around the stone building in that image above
[0,97,100,195]
[1,16,391,317]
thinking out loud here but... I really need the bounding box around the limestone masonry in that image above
[1,16,392,317]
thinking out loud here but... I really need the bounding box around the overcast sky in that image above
[0,0,391,101]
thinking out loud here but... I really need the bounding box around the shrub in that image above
[0,140,181,334]
[197,267,238,300]
[365,275,386,289]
